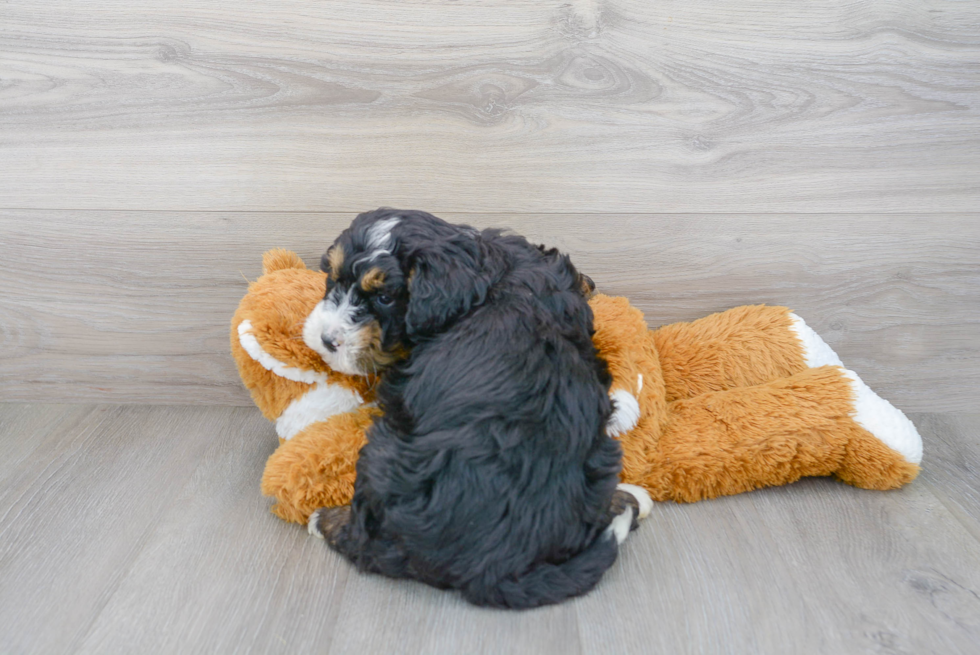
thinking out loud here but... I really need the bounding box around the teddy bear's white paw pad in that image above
[607,389,640,437]
[843,370,923,465]
[788,313,844,368]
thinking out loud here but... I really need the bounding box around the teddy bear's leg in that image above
[628,366,921,502]
[261,407,378,524]
[653,305,810,401]
[774,312,922,467]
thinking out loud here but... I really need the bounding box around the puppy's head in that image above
[303,208,493,376]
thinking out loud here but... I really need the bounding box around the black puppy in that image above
[303,209,650,609]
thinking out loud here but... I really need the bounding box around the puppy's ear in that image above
[405,242,492,338]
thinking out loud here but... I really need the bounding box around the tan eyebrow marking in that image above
[360,267,386,291]
[327,246,344,274]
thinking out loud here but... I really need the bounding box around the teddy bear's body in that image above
[233,251,922,524]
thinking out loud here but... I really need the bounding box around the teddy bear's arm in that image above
[589,295,651,394]
[626,366,920,502]
[588,295,665,437]
[262,406,380,523]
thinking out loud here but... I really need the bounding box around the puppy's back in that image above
[360,236,623,607]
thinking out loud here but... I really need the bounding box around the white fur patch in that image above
[366,217,400,250]
[607,389,641,437]
[787,314,922,464]
[238,320,329,385]
[605,507,635,545]
[788,313,844,368]
[308,509,325,538]
[617,483,653,520]
[276,383,364,440]
[303,292,366,375]
[843,370,923,464]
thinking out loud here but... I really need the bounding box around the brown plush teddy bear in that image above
[232,250,922,525]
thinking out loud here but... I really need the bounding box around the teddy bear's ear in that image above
[262,249,307,275]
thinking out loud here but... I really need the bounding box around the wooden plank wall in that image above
[1,0,978,409]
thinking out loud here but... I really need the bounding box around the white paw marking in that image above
[788,313,844,368]
[308,509,325,538]
[843,370,923,464]
[607,389,640,437]
[617,483,653,520]
[605,507,635,545]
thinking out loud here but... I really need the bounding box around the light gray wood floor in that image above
[1,404,978,655]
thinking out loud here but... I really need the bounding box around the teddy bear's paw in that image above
[788,313,844,368]
[607,388,641,437]
[843,370,923,465]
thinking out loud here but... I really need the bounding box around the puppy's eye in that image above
[375,293,394,307]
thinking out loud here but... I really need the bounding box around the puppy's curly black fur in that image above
[309,208,631,609]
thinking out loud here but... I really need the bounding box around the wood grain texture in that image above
[0,405,249,655]
[73,407,352,655]
[2,405,978,654]
[575,476,980,655]
[916,413,980,545]
[328,572,583,655]
[0,404,91,482]
[1,0,978,212]
[1,210,976,410]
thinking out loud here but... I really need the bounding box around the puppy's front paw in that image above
[607,389,640,437]
[308,506,351,543]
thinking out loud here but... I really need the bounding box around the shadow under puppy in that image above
[304,209,651,609]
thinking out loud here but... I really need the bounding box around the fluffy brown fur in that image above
[591,295,920,501]
[230,249,375,424]
[230,251,921,524]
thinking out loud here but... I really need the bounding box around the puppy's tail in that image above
[464,485,651,610]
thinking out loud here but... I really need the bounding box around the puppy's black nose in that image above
[579,274,596,297]
[322,336,339,353]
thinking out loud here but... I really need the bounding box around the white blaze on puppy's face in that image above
[303,287,368,375]
[305,216,404,376]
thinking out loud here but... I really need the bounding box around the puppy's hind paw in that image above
[616,483,653,520]
[605,484,653,545]
[308,508,325,539]
[308,506,351,543]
